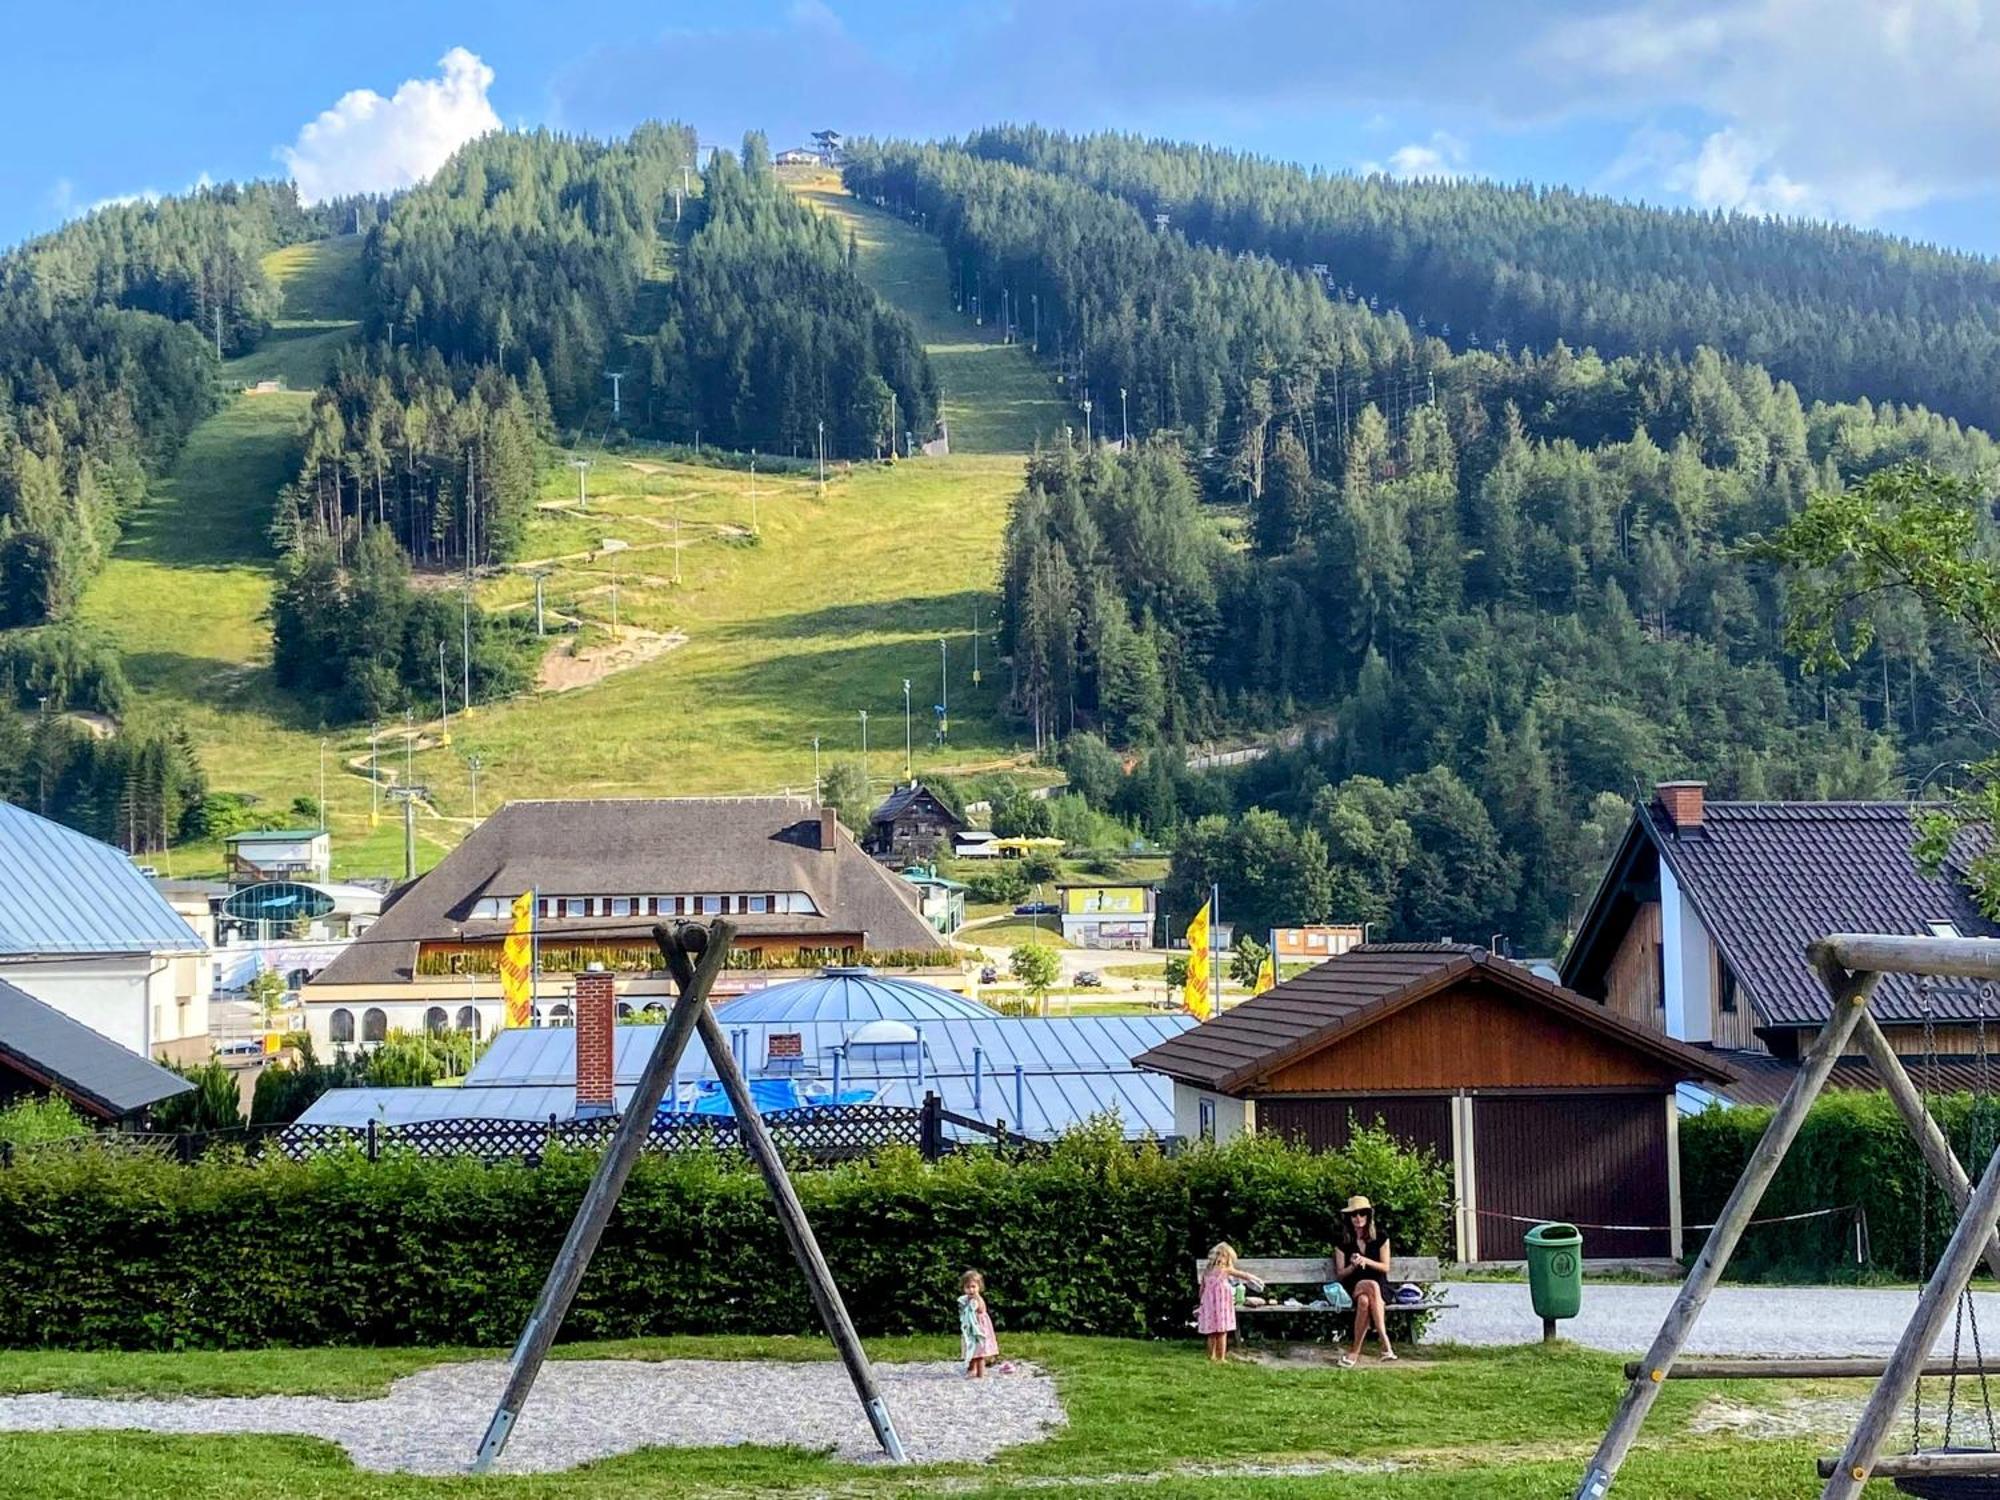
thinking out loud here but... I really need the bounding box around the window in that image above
[549,1003,572,1026]
[616,1002,634,1019]
[455,1005,481,1037]
[1930,921,1963,939]
[646,897,659,916]
[286,968,313,991]
[329,1008,355,1044]
[702,896,721,915]
[557,898,573,918]
[424,1006,448,1035]
[1719,963,1739,1015]
[1198,1098,1217,1143]
[538,898,551,918]
[675,896,687,915]
[362,1007,388,1043]
[749,895,769,914]
[612,897,632,917]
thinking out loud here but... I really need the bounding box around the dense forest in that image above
[365,126,936,456]
[847,141,2000,952]
[954,126,2000,437]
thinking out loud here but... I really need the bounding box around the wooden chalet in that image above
[1133,943,1732,1262]
[862,783,965,862]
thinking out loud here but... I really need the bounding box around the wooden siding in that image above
[1604,901,1663,1029]
[1257,984,1686,1094]
[1258,1095,1454,1161]
[1710,947,1762,1052]
[1473,1093,1670,1259]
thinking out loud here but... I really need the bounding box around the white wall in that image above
[1172,1082,1251,1144]
[1,956,158,1056]
[1657,860,1715,1044]
[306,997,503,1048]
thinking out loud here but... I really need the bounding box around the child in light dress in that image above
[1196,1241,1265,1362]
[959,1269,999,1378]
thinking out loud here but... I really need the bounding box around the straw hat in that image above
[1343,1195,1373,1214]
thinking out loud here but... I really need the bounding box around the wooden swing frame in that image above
[469,919,907,1472]
[1577,933,2000,1499]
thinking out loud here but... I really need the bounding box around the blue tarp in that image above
[669,1079,883,1117]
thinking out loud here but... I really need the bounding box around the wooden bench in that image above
[1193,1256,1454,1333]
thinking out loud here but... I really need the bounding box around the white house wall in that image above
[1657,860,1715,1044]
[0,955,178,1057]
[1172,1081,1251,1144]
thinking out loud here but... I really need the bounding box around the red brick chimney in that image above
[574,968,616,1118]
[819,806,838,851]
[1655,781,1706,833]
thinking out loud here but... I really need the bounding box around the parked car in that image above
[1013,902,1059,916]
[979,965,1000,984]
[1075,970,1103,987]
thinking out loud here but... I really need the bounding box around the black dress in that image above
[1343,1235,1389,1291]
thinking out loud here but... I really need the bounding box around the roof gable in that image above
[869,784,963,828]
[0,802,205,957]
[1133,943,1731,1093]
[1566,799,2000,1030]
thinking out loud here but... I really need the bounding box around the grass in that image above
[962,920,1074,950]
[0,1334,1854,1498]
[50,192,1060,882]
[792,172,1070,455]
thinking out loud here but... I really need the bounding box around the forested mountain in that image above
[365,126,936,456]
[848,140,2000,951]
[953,126,2000,437]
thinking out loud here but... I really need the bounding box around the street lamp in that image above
[858,709,869,790]
[903,679,913,782]
[1120,386,1129,447]
[1082,396,1092,446]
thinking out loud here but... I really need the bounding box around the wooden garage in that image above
[1132,944,1734,1263]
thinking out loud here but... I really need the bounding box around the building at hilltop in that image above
[862,782,964,862]
[302,798,951,1046]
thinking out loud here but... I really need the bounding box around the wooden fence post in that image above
[366,1119,379,1163]
[920,1092,942,1160]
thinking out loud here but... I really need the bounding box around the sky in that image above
[4,0,1999,257]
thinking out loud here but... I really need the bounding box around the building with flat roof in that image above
[225,829,331,884]
[1058,883,1156,950]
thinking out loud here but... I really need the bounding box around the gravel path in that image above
[1435,1281,2000,1357]
[0,1358,1065,1475]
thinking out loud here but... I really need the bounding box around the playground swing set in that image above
[1577,932,2000,1499]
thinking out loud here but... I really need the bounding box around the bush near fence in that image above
[0,1124,1447,1350]
[1680,1090,2000,1280]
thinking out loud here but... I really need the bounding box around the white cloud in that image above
[280,47,501,205]
[1539,0,2000,223]
[1363,131,1470,181]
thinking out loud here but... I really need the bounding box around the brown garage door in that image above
[1258,1095,1453,1161]
[1473,1092,1669,1260]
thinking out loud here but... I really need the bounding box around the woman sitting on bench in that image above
[1334,1195,1397,1366]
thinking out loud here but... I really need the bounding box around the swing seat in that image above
[1893,1450,2000,1499]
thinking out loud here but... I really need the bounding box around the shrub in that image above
[1679,1090,1999,1280]
[149,1060,244,1133]
[0,1096,90,1148]
[0,1125,1446,1349]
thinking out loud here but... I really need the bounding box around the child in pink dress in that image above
[959,1270,999,1378]
[1196,1242,1265,1362]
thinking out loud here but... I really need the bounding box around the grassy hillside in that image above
[792,172,1068,454]
[67,192,1047,881]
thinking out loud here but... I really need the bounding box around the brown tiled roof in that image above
[1707,1050,2000,1107]
[311,798,945,988]
[1643,802,2000,1030]
[868,782,963,828]
[1131,943,1732,1093]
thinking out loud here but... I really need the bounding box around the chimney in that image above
[574,967,616,1118]
[1655,781,1705,833]
[819,806,838,851]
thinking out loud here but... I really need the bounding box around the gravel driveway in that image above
[0,1358,1065,1475]
[1435,1281,2000,1358]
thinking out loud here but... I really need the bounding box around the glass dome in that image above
[716,969,992,1023]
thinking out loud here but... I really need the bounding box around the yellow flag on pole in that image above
[1183,900,1213,1020]
[1256,952,1276,995]
[500,890,535,1028]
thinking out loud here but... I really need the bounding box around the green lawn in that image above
[0,1335,1853,1498]
[793,173,1070,455]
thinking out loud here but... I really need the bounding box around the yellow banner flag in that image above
[500,890,535,1028]
[1183,900,1213,1020]
[1256,952,1276,994]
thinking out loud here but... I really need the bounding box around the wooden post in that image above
[1820,1131,2000,1498]
[1819,1451,2000,1480]
[470,922,732,1473]
[1849,1006,2000,1280]
[1572,963,1881,1499]
[691,999,908,1461]
[1633,1357,2000,1381]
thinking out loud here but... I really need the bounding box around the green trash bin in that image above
[1525,1221,1583,1338]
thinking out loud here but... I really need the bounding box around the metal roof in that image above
[0,977,193,1118]
[0,802,206,957]
[713,971,994,1023]
[301,1012,1196,1138]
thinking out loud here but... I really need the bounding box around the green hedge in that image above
[1681,1090,2000,1280]
[0,1125,1447,1350]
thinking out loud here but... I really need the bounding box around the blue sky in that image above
[5,0,1999,256]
